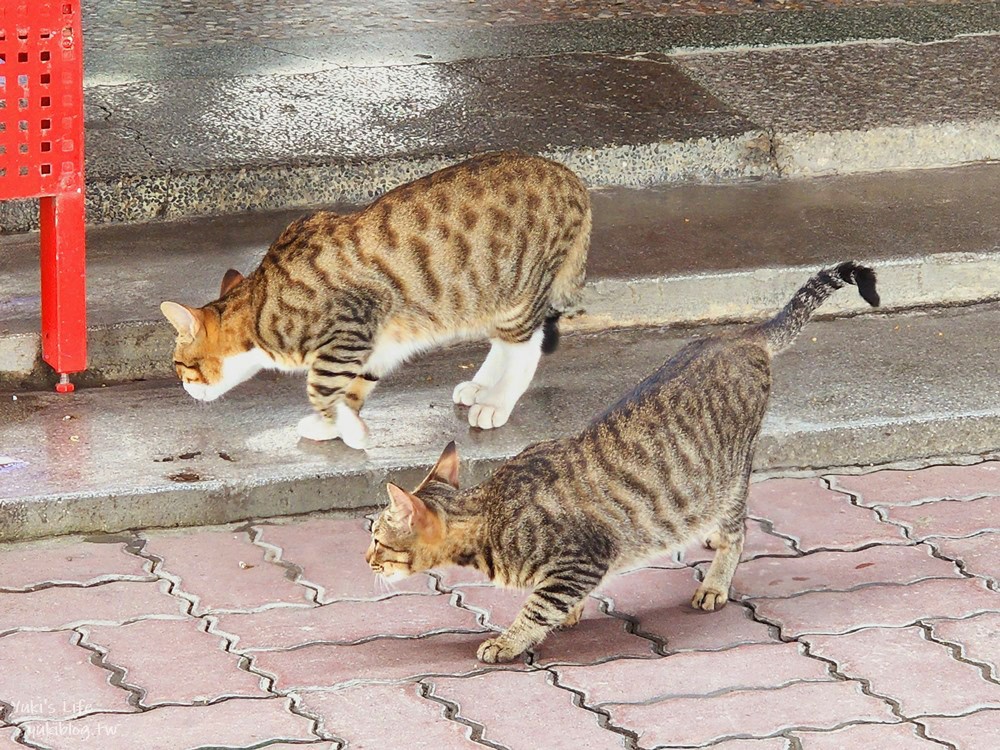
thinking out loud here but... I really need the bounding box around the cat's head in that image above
[160,269,261,402]
[366,442,461,581]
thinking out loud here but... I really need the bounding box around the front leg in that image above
[476,573,602,664]
[298,345,375,449]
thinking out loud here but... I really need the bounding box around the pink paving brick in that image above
[928,612,1000,679]
[747,478,907,551]
[681,518,796,564]
[830,461,1000,506]
[143,529,310,614]
[0,728,24,750]
[793,722,940,749]
[597,566,776,650]
[0,631,133,722]
[454,586,653,663]
[0,537,151,591]
[255,518,435,601]
[214,594,483,651]
[21,697,316,750]
[921,710,1000,750]
[751,577,1000,637]
[884,496,1000,541]
[932,532,1000,582]
[428,669,629,750]
[0,581,185,634]
[730,544,959,600]
[299,683,479,749]
[252,631,526,691]
[703,741,789,750]
[606,680,893,748]
[79,619,267,706]
[804,626,1000,716]
[554,642,829,706]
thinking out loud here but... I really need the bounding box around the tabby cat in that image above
[161,151,591,448]
[367,263,879,662]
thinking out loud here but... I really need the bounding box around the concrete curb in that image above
[6,123,1000,232]
[6,252,1000,388]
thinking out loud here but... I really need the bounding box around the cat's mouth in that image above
[182,381,225,402]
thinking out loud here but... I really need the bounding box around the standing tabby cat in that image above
[161,151,591,448]
[367,263,880,662]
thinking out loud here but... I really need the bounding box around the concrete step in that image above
[2,163,998,389]
[2,301,999,542]
[1,4,997,231]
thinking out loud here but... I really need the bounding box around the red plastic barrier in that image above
[0,0,86,392]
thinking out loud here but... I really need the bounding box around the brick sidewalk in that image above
[1,462,998,749]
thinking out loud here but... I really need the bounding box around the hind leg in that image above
[692,522,744,611]
[692,471,750,611]
[467,327,544,430]
[453,340,506,407]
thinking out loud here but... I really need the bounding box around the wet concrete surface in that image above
[2,302,999,541]
[676,36,1000,133]
[4,3,997,231]
[2,163,998,387]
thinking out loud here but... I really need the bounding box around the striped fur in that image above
[368,263,879,663]
[160,151,591,446]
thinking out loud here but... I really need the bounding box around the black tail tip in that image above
[836,262,880,308]
[541,313,561,355]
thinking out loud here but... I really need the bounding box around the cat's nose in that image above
[364,545,374,565]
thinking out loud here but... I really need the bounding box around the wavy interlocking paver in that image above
[0,728,22,750]
[830,461,1000,506]
[252,631,526,691]
[597,566,776,649]
[704,740,789,750]
[214,593,483,651]
[298,683,479,749]
[428,669,629,750]
[793,722,940,749]
[931,532,1000,583]
[0,631,133,722]
[142,529,310,614]
[920,709,1000,750]
[0,581,185,634]
[747,478,908,551]
[751,577,1000,637]
[804,626,1000,716]
[254,518,435,601]
[730,544,959,600]
[20,697,317,750]
[79,619,267,706]
[928,612,1000,679]
[553,642,829,706]
[606,680,894,748]
[0,537,150,591]
[884,496,1000,541]
[454,585,654,663]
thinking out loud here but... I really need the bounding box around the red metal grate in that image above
[0,0,87,391]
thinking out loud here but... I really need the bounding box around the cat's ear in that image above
[220,269,244,297]
[386,483,442,541]
[426,441,460,489]
[160,301,204,340]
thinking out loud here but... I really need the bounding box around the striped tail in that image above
[762,262,880,353]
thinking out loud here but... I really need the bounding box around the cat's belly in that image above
[366,323,488,378]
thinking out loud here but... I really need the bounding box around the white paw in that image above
[468,402,511,429]
[453,380,485,406]
[335,403,370,450]
[297,414,340,442]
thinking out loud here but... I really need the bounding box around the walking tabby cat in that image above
[367,263,880,662]
[161,151,591,448]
